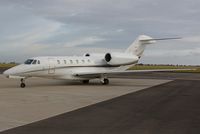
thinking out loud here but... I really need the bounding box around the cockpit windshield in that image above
[24,59,34,64]
[32,60,37,64]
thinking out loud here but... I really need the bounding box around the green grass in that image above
[0,63,17,68]
[1,63,200,73]
[129,65,200,73]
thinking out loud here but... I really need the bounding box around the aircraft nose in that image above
[3,69,11,76]
[3,67,16,76]
[3,65,24,77]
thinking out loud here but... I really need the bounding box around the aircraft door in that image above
[48,58,55,74]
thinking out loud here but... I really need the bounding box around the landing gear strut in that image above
[20,78,26,88]
[82,80,89,84]
[101,78,109,85]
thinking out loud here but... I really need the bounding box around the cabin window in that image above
[57,60,60,64]
[64,60,67,64]
[70,60,73,64]
[76,60,79,64]
[88,59,91,63]
[82,60,85,63]
[24,59,34,65]
[37,60,40,64]
[32,60,37,64]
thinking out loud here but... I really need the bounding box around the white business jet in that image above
[3,35,181,88]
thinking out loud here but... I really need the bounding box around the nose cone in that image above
[3,65,20,76]
[3,64,27,78]
[3,69,12,76]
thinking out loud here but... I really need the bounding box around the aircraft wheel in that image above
[101,78,109,85]
[20,83,26,88]
[82,80,89,84]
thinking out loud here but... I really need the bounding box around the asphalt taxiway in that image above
[0,74,170,132]
[1,72,200,134]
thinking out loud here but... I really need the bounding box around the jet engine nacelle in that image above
[104,52,139,66]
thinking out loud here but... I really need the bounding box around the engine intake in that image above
[105,53,112,62]
[104,52,139,66]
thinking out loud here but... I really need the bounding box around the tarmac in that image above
[0,71,200,134]
[0,74,170,133]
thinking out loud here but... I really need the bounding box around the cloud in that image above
[144,48,199,57]
[116,29,125,33]
[181,36,200,43]
[1,0,200,64]
[63,36,106,47]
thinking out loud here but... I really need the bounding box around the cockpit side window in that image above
[32,60,37,64]
[37,60,40,64]
[24,59,34,64]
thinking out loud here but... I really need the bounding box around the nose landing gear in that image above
[20,78,26,88]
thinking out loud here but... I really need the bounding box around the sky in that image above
[1,0,200,65]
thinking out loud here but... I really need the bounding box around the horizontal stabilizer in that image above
[140,37,181,41]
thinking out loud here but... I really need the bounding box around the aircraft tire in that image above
[102,78,109,85]
[20,83,26,88]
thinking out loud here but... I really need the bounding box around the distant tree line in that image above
[0,62,18,65]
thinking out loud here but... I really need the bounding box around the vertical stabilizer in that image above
[125,35,156,57]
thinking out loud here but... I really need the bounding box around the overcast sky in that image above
[1,0,200,65]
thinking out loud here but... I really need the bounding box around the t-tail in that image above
[125,35,181,58]
[115,35,181,71]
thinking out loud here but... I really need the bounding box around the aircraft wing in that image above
[73,69,195,78]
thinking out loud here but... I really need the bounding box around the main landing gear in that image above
[101,78,109,85]
[82,80,89,84]
[20,78,26,88]
[81,78,109,85]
